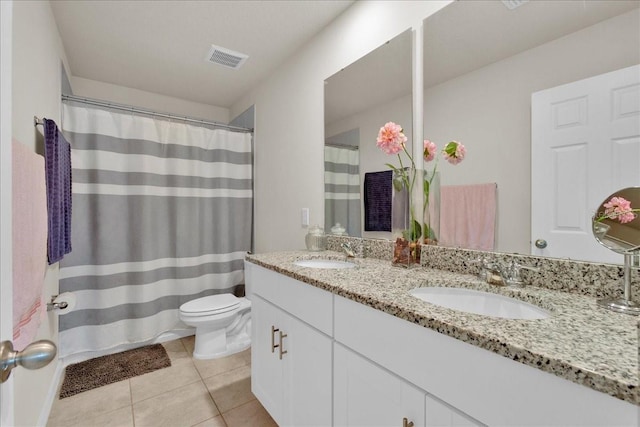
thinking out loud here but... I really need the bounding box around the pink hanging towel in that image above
[12,139,48,350]
[439,183,497,251]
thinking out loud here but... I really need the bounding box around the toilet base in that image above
[192,318,251,360]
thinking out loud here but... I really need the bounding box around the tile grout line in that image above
[129,379,135,427]
[175,337,225,426]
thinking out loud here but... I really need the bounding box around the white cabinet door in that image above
[425,395,483,427]
[251,295,285,422]
[251,294,333,427]
[283,312,333,427]
[334,344,426,427]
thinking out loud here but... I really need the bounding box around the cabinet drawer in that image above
[245,262,333,335]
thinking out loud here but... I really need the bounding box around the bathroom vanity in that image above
[245,252,638,426]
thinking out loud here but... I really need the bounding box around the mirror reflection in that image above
[592,187,640,315]
[593,188,640,254]
[423,0,640,263]
[324,29,412,239]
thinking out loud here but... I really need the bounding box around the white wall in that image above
[11,1,70,425]
[423,9,640,254]
[70,76,230,123]
[231,1,452,252]
[326,93,412,239]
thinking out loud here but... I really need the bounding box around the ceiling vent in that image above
[501,0,529,10]
[205,45,248,70]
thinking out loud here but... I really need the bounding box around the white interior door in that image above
[532,64,640,264]
[0,1,14,425]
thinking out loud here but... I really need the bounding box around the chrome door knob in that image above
[535,239,548,249]
[1,340,57,383]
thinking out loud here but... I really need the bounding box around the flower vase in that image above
[423,170,440,245]
[391,168,421,267]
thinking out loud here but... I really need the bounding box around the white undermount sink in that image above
[293,259,356,269]
[409,287,550,320]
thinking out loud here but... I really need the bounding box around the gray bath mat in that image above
[59,343,171,398]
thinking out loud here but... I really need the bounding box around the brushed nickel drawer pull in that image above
[271,326,279,353]
[278,330,288,360]
[402,417,414,427]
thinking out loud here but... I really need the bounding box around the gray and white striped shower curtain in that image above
[58,104,252,357]
[324,145,360,236]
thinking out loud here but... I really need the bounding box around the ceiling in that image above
[51,0,354,109]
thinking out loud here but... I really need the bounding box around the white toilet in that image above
[179,294,251,360]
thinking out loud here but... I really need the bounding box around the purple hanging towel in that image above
[43,118,72,264]
[363,170,392,232]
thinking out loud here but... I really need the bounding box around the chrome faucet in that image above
[477,259,539,287]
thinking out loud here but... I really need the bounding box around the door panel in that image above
[0,1,13,425]
[532,65,640,263]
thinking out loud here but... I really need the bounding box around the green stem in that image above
[423,159,439,212]
[396,152,416,241]
[595,209,640,222]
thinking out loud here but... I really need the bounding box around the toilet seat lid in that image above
[181,294,240,314]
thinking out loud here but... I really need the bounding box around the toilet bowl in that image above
[179,294,251,360]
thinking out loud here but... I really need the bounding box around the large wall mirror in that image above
[324,29,412,239]
[423,0,640,264]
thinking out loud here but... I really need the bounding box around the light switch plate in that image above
[301,208,310,227]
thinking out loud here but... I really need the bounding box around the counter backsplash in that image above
[326,235,639,300]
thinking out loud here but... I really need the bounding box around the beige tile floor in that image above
[47,337,277,427]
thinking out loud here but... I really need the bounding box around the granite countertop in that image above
[246,250,639,406]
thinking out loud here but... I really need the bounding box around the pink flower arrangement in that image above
[424,140,466,165]
[423,140,437,162]
[376,122,470,245]
[443,141,466,165]
[422,139,467,242]
[597,196,639,224]
[377,122,407,155]
[376,122,419,242]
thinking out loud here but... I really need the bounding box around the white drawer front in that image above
[245,262,333,335]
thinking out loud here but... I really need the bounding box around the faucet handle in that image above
[340,242,356,258]
[511,260,540,273]
[471,257,494,280]
[504,261,540,287]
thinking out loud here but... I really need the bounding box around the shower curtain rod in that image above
[325,142,359,150]
[61,94,253,133]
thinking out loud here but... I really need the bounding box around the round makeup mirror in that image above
[592,187,640,253]
[592,187,640,315]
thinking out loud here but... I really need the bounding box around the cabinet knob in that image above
[271,326,279,353]
[278,331,288,360]
[402,417,414,427]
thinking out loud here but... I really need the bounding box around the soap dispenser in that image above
[305,225,326,251]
